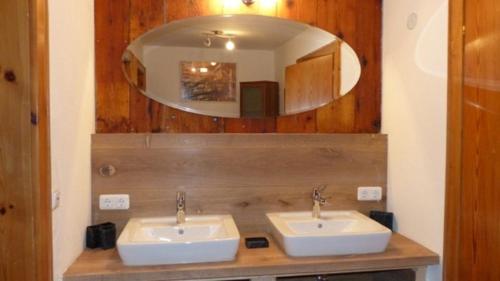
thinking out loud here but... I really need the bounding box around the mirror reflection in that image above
[123,15,361,118]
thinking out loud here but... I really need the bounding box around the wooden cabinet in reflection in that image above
[284,41,341,115]
[240,81,279,118]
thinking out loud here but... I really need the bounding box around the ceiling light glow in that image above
[225,39,235,51]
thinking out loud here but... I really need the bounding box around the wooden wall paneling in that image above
[95,0,131,132]
[277,0,318,26]
[92,134,387,233]
[316,0,356,133]
[95,0,382,134]
[167,0,223,22]
[351,0,382,132]
[128,0,166,133]
[316,0,382,133]
[161,107,224,133]
[276,111,317,133]
[1,0,51,280]
[0,2,35,279]
[223,118,276,133]
[443,0,464,280]
[222,0,277,16]
[316,95,356,133]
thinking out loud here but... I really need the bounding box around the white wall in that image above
[144,46,275,117]
[49,0,95,280]
[382,1,448,281]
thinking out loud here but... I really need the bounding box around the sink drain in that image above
[178,229,184,235]
[317,223,323,229]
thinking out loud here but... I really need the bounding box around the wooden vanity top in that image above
[64,233,439,281]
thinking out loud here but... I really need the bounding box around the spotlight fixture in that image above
[225,39,235,51]
[202,30,236,51]
[210,62,217,66]
[242,0,255,5]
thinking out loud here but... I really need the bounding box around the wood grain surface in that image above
[92,134,387,233]
[0,0,52,280]
[63,233,439,281]
[443,0,464,280]
[448,0,500,280]
[94,0,382,134]
[285,55,334,114]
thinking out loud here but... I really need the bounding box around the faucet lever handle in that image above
[177,191,185,200]
[312,187,327,205]
[176,191,186,208]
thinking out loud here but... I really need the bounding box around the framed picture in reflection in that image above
[180,61,236,102]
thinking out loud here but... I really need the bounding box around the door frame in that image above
[443,0,463,280]
[30,0,53,280]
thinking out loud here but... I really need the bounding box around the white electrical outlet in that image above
[357,186,383,201]
[99,194,130,210]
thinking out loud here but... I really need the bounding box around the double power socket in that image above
[357,186,383,201]
[99,194,130,210]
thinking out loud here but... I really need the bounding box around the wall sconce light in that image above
[242,0,255,5]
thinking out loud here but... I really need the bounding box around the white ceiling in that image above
[138,14,332,50]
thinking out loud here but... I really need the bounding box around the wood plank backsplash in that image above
[92,134,387,233]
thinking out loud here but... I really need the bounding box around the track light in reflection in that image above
[225,39,235,51]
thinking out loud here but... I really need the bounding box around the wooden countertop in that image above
[64,233,439,281]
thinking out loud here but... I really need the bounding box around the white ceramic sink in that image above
[117,215,240,266]
[267,211,391,257]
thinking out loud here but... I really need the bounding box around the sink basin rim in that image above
[117,214,241,266]
[117,214,240,246]
[266,210,391,238]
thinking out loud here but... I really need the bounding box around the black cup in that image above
[86,222,116,250]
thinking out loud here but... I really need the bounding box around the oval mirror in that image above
[122,14,361,118]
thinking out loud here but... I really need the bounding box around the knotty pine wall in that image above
[95,0,382,133]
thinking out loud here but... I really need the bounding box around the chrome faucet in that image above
[176,191,186,224]
[312,186,326,219]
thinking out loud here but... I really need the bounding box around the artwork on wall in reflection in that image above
[180,61,237,101]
